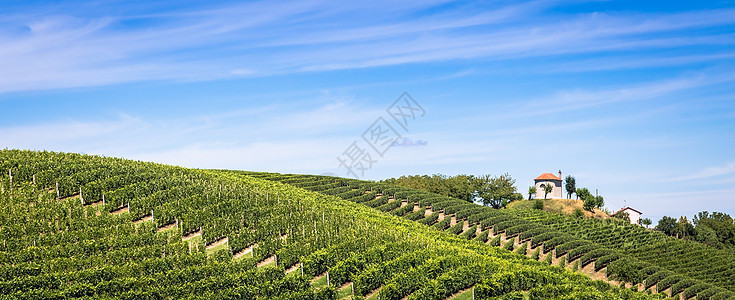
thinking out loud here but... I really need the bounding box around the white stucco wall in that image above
[534,180,562,199]
[626,209,641,225]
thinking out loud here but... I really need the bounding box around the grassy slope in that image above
[507,198,610,219]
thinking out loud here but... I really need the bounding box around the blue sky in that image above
[2,0,735,222]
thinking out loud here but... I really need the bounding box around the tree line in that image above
[655,211,735,250]
[381,174,523,208]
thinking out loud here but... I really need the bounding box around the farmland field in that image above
[0,150,728,299]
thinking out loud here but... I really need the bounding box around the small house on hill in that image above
[534,171,563,199]
[611,207,643,225]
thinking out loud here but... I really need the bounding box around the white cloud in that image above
[663,161,735,182]
[1,2,735,93]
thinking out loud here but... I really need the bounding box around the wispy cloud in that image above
[662,161,735,182]
[2,2,735,93]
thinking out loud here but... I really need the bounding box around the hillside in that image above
[252,172,735,300]
[507,199,610,219]
[0,150,668,300]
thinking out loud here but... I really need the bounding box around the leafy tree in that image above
[594,195,604,209]
[640,218,652,228]
[656,216,678,236]
[613,211,630,222]
[543,183,553,199]
[384,173,519,208]
[528,186,536,200]
[475,173,518,209]
[381,174,476,202]
[577,188,596,211]
[677,216,695,239]
[564,175,576,199]
[693,211,735,248]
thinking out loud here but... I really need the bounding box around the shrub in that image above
[533,199,544,210]
[696,287,726,300]
[505,224,538,238]
[489,236,502,247]
[573,208,584,219]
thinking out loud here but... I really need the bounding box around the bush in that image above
[505,224,538,238]
[573,208,584,219]
[696,287,726,300]
[475,269,561,298]
[533,199,544,210]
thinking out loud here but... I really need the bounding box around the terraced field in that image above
[0,150,712,299]
[249,172,735,300]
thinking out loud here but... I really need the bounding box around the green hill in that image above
[253,172,735,300]
[0,150,713,299]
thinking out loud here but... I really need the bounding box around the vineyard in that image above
[244,171,735,300]
[0,150,676,299]
[0,150,722,299]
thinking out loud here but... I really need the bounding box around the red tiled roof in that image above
[535,173,561,181]
[612,207,643,216]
